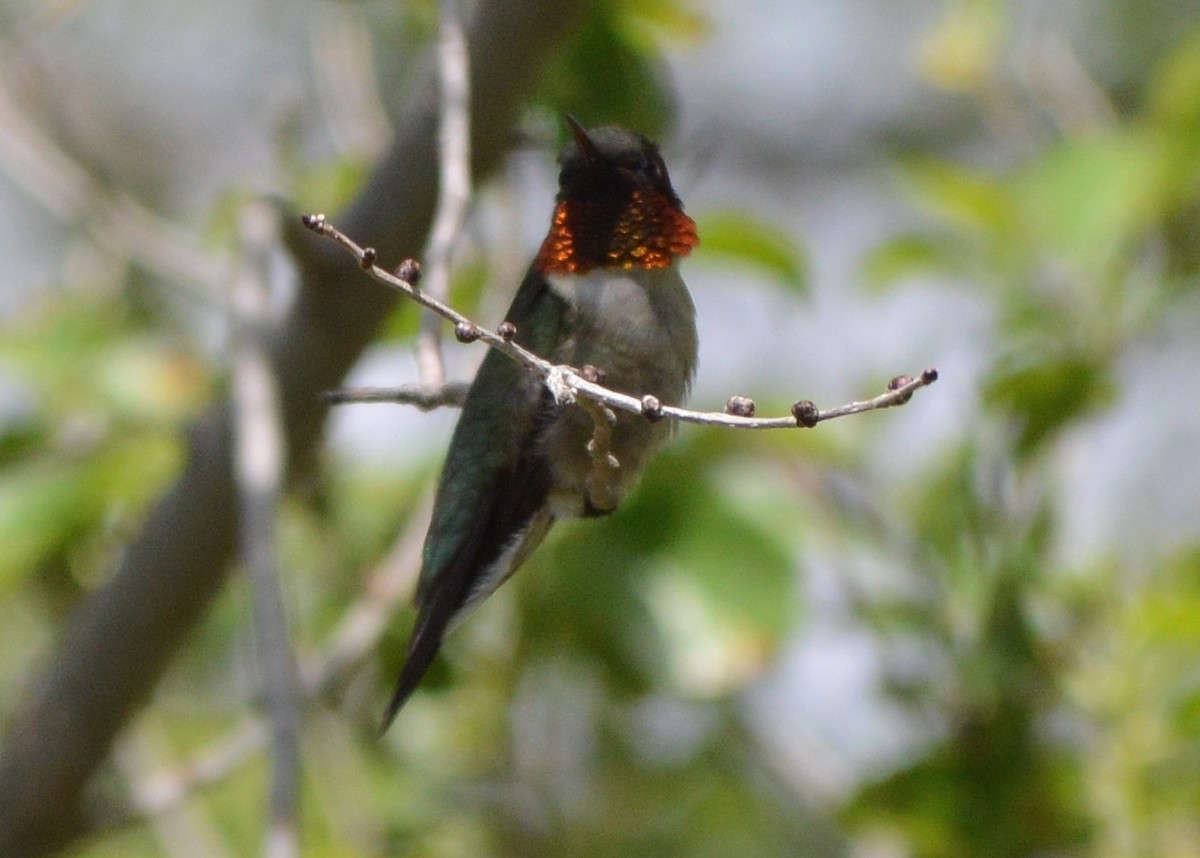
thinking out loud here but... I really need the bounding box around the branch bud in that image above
[300,213,326,232]
[888,375,914,404]
[791,399,819,428]
[497,321,517,341]
[725,396,756,417]
[641,395,664,422]
[454,321,480,343]
[395,258,422,285]
[359,247,377,269]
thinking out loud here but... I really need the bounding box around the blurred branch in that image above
[0,72,227,300]
[414,0,472,386]
[229,202,301,858]
[300,490,433,699]
[306,0,392,159]
[116,491,433,823]
[0,1,591,854]
[121,717,269,820]
[321,381,470,409]
[115,720,237,858]
[1012,30,1116,134]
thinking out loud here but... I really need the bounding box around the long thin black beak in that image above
[565,115,598,165]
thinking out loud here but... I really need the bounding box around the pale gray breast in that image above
[546,264,697,401]
[543,264,697,515]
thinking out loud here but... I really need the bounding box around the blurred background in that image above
[2,0,1200,855]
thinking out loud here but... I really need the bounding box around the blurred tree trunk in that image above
[0,0,589,853]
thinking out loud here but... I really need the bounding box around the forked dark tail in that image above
[379,551,482,733]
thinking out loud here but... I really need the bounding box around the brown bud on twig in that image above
[888,375,914,404]
[454,321,480,343]
[300,212,326,232]
[792,399,819,428]
[641,395,664,422]
[725,396,756,417]
[922,367,939,384]
[359,247,377,269]
[497,321,517,341]
[395,258,421,285]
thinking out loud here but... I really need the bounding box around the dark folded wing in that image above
[381,269,569,729]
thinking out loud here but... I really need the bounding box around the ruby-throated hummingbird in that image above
[382,119,699,730]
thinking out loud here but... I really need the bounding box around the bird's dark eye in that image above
[636,153,668,183]
[651,155,670,183]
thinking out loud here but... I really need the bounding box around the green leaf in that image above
[536,3,673,138]
[0,434,181,588]
[898,155,1012,237]
[621,1,711,45]
[290,158,371,217]
[522,436,797,699]
[1010,130,1170,276]
[639,472,796,696]
[983,353,1116,457]
[861,233,959,290]
[916,0,1007,92]
[1147,22,1200,135]
[696,209,807,293]
[1,295,208,424]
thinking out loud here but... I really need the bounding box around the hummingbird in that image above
[382,118,699,730]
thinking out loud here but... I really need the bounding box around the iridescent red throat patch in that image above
[535,190,698,275]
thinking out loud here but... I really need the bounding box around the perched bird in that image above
[382,119,699,730]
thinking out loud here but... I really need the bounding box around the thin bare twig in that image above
[230,202,301,858]
[123,718,270,819]
[0,73,227,302]
[306,1,393,159]
[116,720,243,857]
[300,489,434,697]
[1012,30,1117,135]
[302,213,939,431]
[414,0,472,386]
[321,382,470,409]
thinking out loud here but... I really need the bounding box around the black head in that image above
[556,117,683,207]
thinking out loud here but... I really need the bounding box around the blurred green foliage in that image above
[0,296,197,591]
[2,0,1200,856]
[851,6,1200,856]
